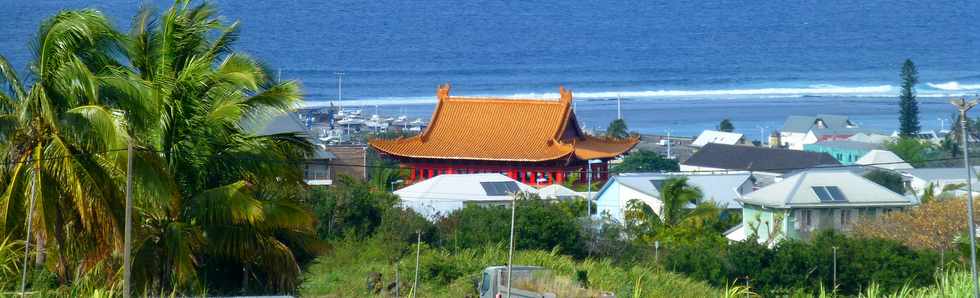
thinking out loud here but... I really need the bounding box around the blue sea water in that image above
[3,0,980,137]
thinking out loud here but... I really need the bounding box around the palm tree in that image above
[623,177,719,242]
[1,2,321,293]
[122,2,320,293]
[0,10,132,282]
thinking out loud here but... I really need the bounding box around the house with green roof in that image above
[736,169,914,244]
[803,140,881,165]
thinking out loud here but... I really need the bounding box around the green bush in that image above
[649,230,939,296]
[299,236,719,297]
[312,175,399,240]
[435,198,586,257]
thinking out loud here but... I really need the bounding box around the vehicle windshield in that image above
[480,271,490,294]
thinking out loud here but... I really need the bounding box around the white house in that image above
[536,184,584,200]
[738,169,914,244]
[691,130,746,147]
[780,114,867,150]
[855,150,914,171]
[847,132,895,144]
[394,173,537,220]
[900,167,980,197]
[593,172,755,223]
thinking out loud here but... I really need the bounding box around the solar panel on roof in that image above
[480,181,520,196]
[826,186,847,202]
[812,186,833,202]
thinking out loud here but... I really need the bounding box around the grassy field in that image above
[299,237,718,297]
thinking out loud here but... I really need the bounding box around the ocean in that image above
[3,0,980,137]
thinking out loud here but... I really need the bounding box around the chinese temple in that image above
[369,84,639,186]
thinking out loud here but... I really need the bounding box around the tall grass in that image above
[299,236,717,297]
[857,270,975,298]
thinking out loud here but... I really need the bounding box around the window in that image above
[803,209,812,226]
[840,209,850,226]
[480,272,490,294]
[422,169,429,178]
[304,163,329,180]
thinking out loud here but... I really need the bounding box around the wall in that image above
[803,145,869,165]
[324,145,368,180]
[594,182,663,223]
[742,204,789,244]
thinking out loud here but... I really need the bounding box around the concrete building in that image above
[738,169,913,244]
[803,141,882,165]
[780,114,871,150]
[594,172,755,222]
[691,130,746,147]
[394,173,537,219]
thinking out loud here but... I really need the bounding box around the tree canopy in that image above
[0,1,320,294]
[610,149,678,173]
[899,59,920,137]
[605,118,630,139]
[717,118,734,132]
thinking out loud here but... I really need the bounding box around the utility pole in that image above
[395,262,400,298]
[666,129,672,159]
[335,72,345,110]
[411,230,421,298]
[19,155,38,297]
[832,246,838,293]
[617,94,622,120]
[952,97,980,298]
[506,192,519,298]
[123,140,134,298]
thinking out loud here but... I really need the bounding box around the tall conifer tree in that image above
[899,59,920,136]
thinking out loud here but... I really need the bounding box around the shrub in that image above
[435,198,585,257]
[312,175,399,240]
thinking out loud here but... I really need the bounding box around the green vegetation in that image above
[299,236,718,297]
[0,1,318,295]
[606,118,630,139]
[863,169,906,194]
[885,137,936,167]
[718,118,735,132]
[0,1,972,297]
[610,149,679,173]
[899,59,920,137]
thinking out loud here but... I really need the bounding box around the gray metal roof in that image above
[683,143,841,173]
[313,148,337,160]
[609,172,754,208]
[781,114,856,133]
[738,169,913,208]
[901,167,980,182]
[242,112,310,137]
[806,140,882,151]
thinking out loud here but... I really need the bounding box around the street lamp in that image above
[952,97,980,298]
[586,159,602,218]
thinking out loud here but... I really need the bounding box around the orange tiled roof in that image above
[369,84,639,162]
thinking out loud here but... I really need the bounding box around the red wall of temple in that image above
[401,160,609,186]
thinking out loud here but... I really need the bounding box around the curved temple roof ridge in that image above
[370,84,638,162]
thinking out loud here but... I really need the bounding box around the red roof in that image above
[370,84,638,162]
